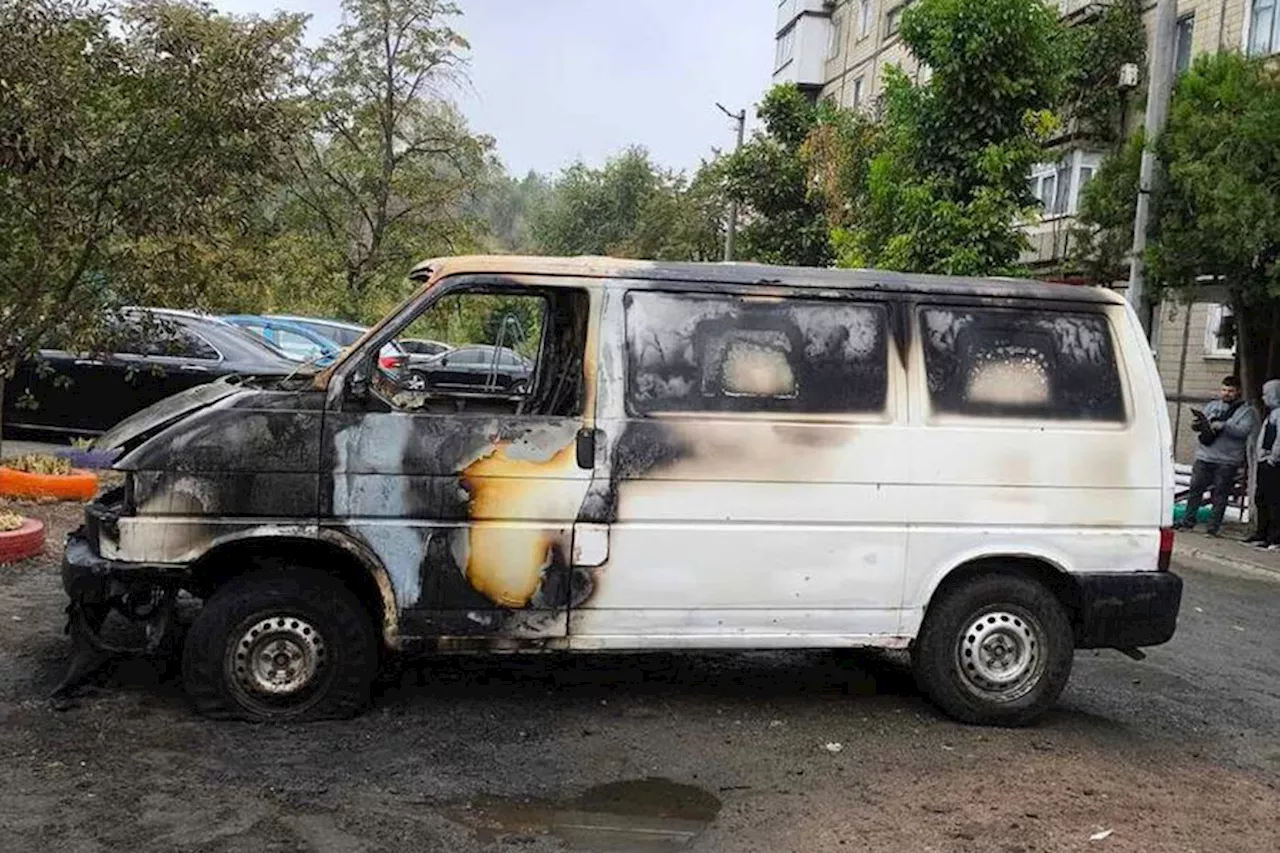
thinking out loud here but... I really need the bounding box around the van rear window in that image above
[624,291,888,415]
[919,307,1125,421]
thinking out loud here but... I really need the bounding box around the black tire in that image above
[182,567,377,722]
[912,573,1073,727]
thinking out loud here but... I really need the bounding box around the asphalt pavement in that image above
[0,502,1276,852]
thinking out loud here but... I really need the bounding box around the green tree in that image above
[719,85,834,267]
[530,147,664,257]
[799,0,1069,276]
[289,0,493,321]
[0,0,305,436]
[472,169,552,254]
[1062,0,1147,146]
[626,161,726,263]
[1149,53,1280,399]
[529,147,723,261]
[1070,129,1142,284]
[1076,52,1280,400]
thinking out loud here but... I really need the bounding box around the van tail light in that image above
[1158,526,1174,571]
[379,354,406,370]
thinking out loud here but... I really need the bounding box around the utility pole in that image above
[716,102,746,262]
[1126,0,1179,338]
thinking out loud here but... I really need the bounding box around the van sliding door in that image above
[570,285,911,646]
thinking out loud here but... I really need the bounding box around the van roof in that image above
[408,255,1125,306]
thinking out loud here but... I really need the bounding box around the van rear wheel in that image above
[182,567,377,722]
[912,574,1073,726]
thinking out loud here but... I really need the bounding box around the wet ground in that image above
[0,500,1276,852]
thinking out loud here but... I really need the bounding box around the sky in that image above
[214,0,777,178]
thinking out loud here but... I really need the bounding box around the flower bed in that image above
[0,455,98,501]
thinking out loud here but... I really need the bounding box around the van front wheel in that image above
[182,567,377,721]
[912,574,1073,726]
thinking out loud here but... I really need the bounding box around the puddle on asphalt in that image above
[447,777,722,851]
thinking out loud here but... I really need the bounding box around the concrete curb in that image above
[1174,544,1280,584]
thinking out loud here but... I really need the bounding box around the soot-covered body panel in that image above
[321,411,595,639]
[101,388,326,564]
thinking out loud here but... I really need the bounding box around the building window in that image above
[1250,0,1280,56]
[1078,164,1095,197]
[776,25,796,70]
[1053,161,1072,213]
[886,5,904,38]
[853,76,865,107]
[1205,304,1237,359]
[1175,14,1195,72]
[1029,164,1069,216]
[1028,151,1102,217]
[859,0,873,38]
[828,13,844,59]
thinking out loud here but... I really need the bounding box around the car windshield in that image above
[223,324,295,361]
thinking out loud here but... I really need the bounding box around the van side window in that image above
[625,291,888,415]
[919,307,1125,421]
[374,288,588,418]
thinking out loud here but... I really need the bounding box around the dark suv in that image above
[404,344,532,394]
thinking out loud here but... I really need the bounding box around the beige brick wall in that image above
[821,1,923,109]
[1164,1,1249,59]
[1217,0,1249,49]
[818,2,1253,110]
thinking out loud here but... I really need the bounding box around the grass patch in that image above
[1,454,74,476]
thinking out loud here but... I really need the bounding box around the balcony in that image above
[776,0,834,35]
[774,4,834,90]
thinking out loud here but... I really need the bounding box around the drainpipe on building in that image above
[1126,0,1179,340]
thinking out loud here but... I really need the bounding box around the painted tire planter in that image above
[0,518,45,564]
[0,467,98,501]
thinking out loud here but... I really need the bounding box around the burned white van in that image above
[64,257,1182,725]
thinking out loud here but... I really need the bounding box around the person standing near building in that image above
[1178,376,1258,537]
[1245,379,1280,548]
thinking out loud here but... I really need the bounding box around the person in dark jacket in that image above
[1244,379,1280,548]
[1178,375,1258,536]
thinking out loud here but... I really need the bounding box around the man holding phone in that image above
[1179,375,1257,536]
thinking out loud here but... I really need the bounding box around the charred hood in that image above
[96,377,324,466]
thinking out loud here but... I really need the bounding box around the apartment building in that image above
[773,2,1264,264]
[774,2,1270,107]
[772,0,1276,461]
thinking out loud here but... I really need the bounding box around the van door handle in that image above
[576,428,598,470]
[179,364,211,372]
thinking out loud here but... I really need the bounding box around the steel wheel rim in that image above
[403,372,427,391]
[955,607,1046,702]
[229,615,326,700]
